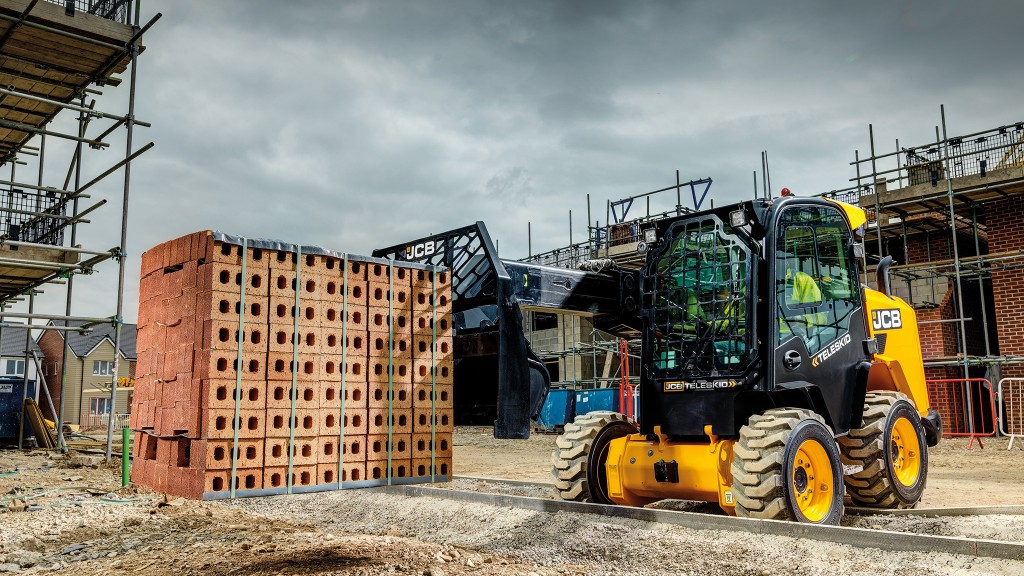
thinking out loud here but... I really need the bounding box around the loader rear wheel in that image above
[551,411,638,504]
[838,392,928,509]
[731,408,844,524]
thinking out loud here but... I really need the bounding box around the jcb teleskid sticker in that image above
[811,333,852,368]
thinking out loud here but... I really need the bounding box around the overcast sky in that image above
[10,0,1024,324]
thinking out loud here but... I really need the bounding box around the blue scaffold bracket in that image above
[690,178,713,211]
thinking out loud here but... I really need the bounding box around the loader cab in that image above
[639,197,870,439]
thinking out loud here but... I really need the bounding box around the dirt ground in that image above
[0,431,1020,575]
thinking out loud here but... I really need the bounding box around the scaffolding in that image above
[820,107,1024,378]
[0,0,157,458]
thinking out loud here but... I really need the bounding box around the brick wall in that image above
[35,329,64,421]
[981,197,1024,433]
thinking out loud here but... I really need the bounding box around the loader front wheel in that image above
[551,411,638,504]
[731,408,844,524]
[838,392,928,508]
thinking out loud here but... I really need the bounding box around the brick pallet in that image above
[130,231,453,499]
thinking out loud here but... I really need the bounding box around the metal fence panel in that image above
[998,378,1024,450]
[926,378,997,449]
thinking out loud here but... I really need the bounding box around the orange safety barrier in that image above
[926,378,998,449]
[997,378,1024,450]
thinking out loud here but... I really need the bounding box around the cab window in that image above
[775,205,859,354]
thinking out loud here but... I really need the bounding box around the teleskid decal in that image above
[664,380,738,392]
[811,332,852,368]
[871,308,903,331]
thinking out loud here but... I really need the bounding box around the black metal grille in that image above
[41,0,130,24]
[644,215,753,376]
[0,188,66,245]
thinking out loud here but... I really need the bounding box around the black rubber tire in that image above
[731,408,845,525]
[551,411,638,503]
[838,392,928,509]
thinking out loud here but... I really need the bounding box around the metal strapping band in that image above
[229,237,248,498]
[387,258,395,485]
[337,254,349,489]
[431,265,437,482]
[287,245,302,494]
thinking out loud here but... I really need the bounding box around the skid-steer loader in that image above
[551,196,939,524]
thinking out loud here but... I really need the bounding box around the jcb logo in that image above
[871,309,902,331]
[404,241,438,260]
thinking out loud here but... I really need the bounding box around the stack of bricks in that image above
[130,231,454,499]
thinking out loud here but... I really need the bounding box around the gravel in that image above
[230,487,1024,576]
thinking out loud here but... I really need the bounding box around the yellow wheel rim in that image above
[792,439,834,522]
[890,417,921,487]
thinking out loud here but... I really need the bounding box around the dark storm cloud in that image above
[19,0,1023,321]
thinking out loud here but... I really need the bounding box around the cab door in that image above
[771,202,869,433]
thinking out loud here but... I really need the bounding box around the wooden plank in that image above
[6,25,119,64]
[15,17,122,59]
[5,31,114,69]
[0,54,89,85]
[0,0,135,45]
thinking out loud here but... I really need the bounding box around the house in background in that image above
[0,323,41,382]
[36,321,137,428]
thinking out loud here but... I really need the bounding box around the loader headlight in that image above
[643,228,657,244]
[729,209,748,227]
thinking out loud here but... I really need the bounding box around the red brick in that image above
[265,407,319,437]
[200,320,268,354]
[410,268,450,289]
[367,307,412,337]
[412,359,454,384]
[266,352,319,381]
[269,296,321,326]
[193,438,264,470]
[410,457,451,479]
[367,381,412,409]
[196,291,269,324]
[265,380,319,409]
[205,467,263,493]
[267,270,321,299]
[193,349,266,380]
[411,383,454,407]
[411,287,453,314]
[413,408,454,433]
[316,462,366,484]
[317,434,366,464]
[261,464,317,488]
[411,432,452,458]
[366,433,412,461]
[366,459,414,480]
[200,408,266,440]
[412,310,453,336]
[409,455,450,477]
[267,326,321,354]
[367,281,412,311]
[368,358,413,383]
[344,408,368,435]
[199,379,266,411]
[206,238,271,271]
[319,380,366,409]
[367,408,412,434]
